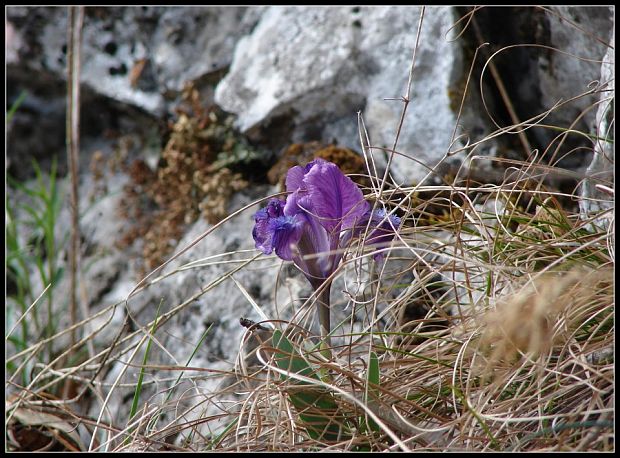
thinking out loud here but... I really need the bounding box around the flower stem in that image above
[315,280,332,360]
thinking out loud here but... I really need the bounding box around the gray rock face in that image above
[214,6,615,185]
[579,25,614,225]
[537,7,614,170]
[539,7,613,126]
[7,6,261,115]
[7,6,262,178]
[215,6,463,185]
[9,6,613,186]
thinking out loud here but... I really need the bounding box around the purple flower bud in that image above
[351,208,401,263]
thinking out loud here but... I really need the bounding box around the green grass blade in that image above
[146,324,214,432]
[6,90,27,124]
[168,323,213,400]
[452,385,500,450]
[206,417,239,450]
[128,301,163,427]
[361,351,381,434]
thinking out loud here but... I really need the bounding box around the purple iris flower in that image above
[252,158,400,350]
[252,158,401,286]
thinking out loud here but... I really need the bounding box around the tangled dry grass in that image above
[206,185,613,452]
[6,137,613,451]
[5,6,614,453]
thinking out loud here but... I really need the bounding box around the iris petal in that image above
[345,208,401,262]
[252,198,287,255]
[265,198,286,218]
[284,162,315,218]
[284,188,304,218]
[270,214,305,261]
[367,209,401,246]
[296,206,332,276]
[285,165,306,194]
[302,159,369,232]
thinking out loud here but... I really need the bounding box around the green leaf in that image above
[272,330,321,382]
[362,351,381,434]
[272,329,346,442]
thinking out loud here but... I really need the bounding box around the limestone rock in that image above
[6,6,261,115]
[215,6,464,185]
[579,24,614,226]
[537,6,614,170]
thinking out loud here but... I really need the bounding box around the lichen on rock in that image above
[116,82,256,272]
